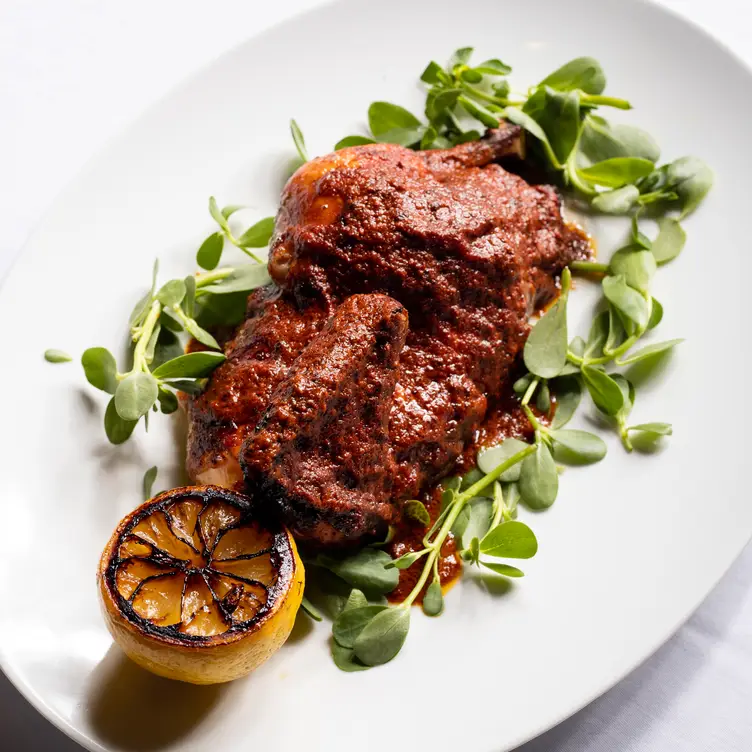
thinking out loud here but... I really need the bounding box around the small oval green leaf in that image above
[651,218,686,265]
[581,365,624,416]
[353,607,410,667]
[44,349,72,363]
[104,397,138,445]
[236,216,275,248]
[550,429,607,464]
[368,101,422,138]
[81,347,119,394]
[480,520,538,558]
[519,443,559,509]
[196,232,224,271]
[478,437,531,481]
[480,561,525,577]
[142,466,158,500]
[578,157,655,188]
[151,351,226,380]
[114,372,159,421]
[524,298,568,378]
[333,605,388,649]
[335,135,377,150]
[422,581,444,617]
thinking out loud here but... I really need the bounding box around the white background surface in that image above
[1,0,751,750]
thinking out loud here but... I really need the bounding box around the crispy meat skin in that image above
[187,127,589,545]
[241,294,408,546]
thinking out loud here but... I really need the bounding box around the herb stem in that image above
[195,267,234,288]
[571,260,609,274]
[619,424,633,452]
[580,94,631,110]
[567,350,584,366]
[401,445,536,608]
[132,300,161,373]
[592,333,640,363]
[521,377,540,407]
[565,159,598,197]
[522,404,543,432]
[462,85,522,108]
[236,246,265,264]
[226,232,265,264]
[490,481,505,529]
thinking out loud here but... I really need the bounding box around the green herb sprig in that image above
[196,197,275,270]
[335,49,712,221]
[319,447,539,670]
[82,256,271,444]
[44,349,72,363]
[507,214,683,460]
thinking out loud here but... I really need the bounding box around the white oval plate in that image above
[1,0,750,750]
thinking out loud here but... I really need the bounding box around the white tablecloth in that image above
[2,1,751,749]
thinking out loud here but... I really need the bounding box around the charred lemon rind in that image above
[97,485,304,684]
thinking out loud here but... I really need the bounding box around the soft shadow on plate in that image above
[516,544,752,752]
[623,350,676,389]
[287,610,316,644]
[86,646,226,751]
[466,569,515,597]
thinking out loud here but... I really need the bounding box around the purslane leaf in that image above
[518,443,559,509]
[290,119,309,162]
[44,349,72,363]
[318,548,399,594]
[480,561,525,577]
[651,218,686,265]
[608,248,656,294]
[480,520,538,558]
[208,196,229,233]
[615,338,684,366]
[333,605,388,648]
[581,365,624,416]
[151,351,226,380]
[578,157,655,188]
[628,422,673,439]
[539,56,606,95]
[550,429,607,464]
[478,437,531,481]
[196,232,224,271]
[550,375,582,429]
[335,135,377,150]
[592,184,639,214]
[667,156,713,218]
[422,581,444,616]
[602,274,649,329]
[353,607,410,667]
[104,397,138,444]
[524,288,569,378]
[81,347,119,395]
[142,466,158,500]
[236,217,275,248]
[115,372,159,421]
[368,101,422,137]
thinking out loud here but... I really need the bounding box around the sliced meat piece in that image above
[188,129,591,547]
[185,285,327,489]
[240,294,408,547]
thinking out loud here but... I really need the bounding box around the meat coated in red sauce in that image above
[185,286,328,489]
[241,294,408,546]
[186,126,590,548]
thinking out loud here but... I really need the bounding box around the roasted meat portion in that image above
[241,294,408,546]
[186,126,589,546]
[185,287,327,489]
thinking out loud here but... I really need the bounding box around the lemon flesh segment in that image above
[98,485,304,684]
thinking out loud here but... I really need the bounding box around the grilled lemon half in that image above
[98,485,304,684]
